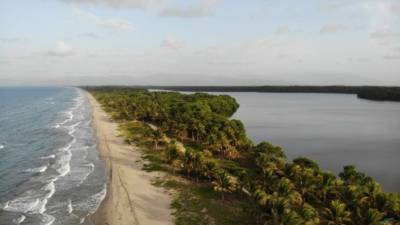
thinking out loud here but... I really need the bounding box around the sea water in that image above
[0,87,106,225]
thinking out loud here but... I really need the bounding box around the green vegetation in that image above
[85,85,400,102]
[88,87,400,225]
[357,87,400,101]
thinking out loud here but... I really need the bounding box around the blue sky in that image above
[0,0,399,85]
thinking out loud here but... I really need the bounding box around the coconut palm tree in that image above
[323,200,352,225]
[152,129,163,150]
[212,169,237,200]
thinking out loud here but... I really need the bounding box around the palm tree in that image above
[317,172,337,205]
[152,129,163,150]
[323,200,352,225]
[192,152,205,182]
[356,208,384,225]
[212,169,237,200]
[300,203,320,225]
[166,142,179,162]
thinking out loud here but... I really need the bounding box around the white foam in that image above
[54,89,84,130]
[25,165,49,173]
[2,201,9,209]
[67,122,81,135]
[43,182,56,205]
[76,163,95,187]
[67,199,73,214]
[27,182,55,214]
[40,214,55,225]
[4,196,40,213]
[55,151,72,177]
[4,177,57,216]
[12,215,26,224]
[88,184,107,214]
[41,154,55,160]
[0,145,4,149]
[58,111,74,127]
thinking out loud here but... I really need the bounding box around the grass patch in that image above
[142,153,166,172]
[118,120,253,225]
[153,177,252,225]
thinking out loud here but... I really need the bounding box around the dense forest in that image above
[357,87,400,101]
[91,85,400,102]
[87,87,400,225]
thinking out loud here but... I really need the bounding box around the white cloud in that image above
[159,0,222,18]
[47,42,73,57]
[73,8,134,32]
[276,25,289,35]
[369,30,399,39]
[62,0,160,9]
[390,3,400,13]
[0,38,19,43]
[365,2,399,33]
[161,36,185,49]
[320,24,348,34]
[63,0,222,18]
[383,54,400,60]
[79,32,99,39]
[277,53,289,59]
[319,1,349,12]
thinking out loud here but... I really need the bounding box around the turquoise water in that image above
[0,87,106,225]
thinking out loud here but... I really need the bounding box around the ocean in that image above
[0,87,106,225]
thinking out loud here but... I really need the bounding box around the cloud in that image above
[320,24,348,34]
[357,57,370,62]
[365,2,399,35]
[161,36,185,49]
[390,3,400,13]
[79,32,99,39]
[0,57,11,64]
[63,0,222,18]
[47,42,74,57]
[277,53,289,59]
[383,54,400,60]
[62,0,160,9]
[276,25,289,35]
[319,1,349,12]
[0,38,19,43]
[73,8,134,32]
[159,0,222,18]
[369,30,399,39]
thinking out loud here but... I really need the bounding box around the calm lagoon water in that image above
[223,92,400,192]
[0,87,106,225]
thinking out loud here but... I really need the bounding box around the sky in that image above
[0,0,399,86]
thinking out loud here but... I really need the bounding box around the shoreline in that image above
[87,92,173,225]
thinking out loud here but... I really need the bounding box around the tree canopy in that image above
[88,87,400,225]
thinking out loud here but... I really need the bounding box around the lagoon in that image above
[225,92,400,192]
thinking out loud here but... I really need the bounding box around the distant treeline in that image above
[86,85,400,102]
[357,87,400,101]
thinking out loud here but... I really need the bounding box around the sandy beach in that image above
[87,93,174,225]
